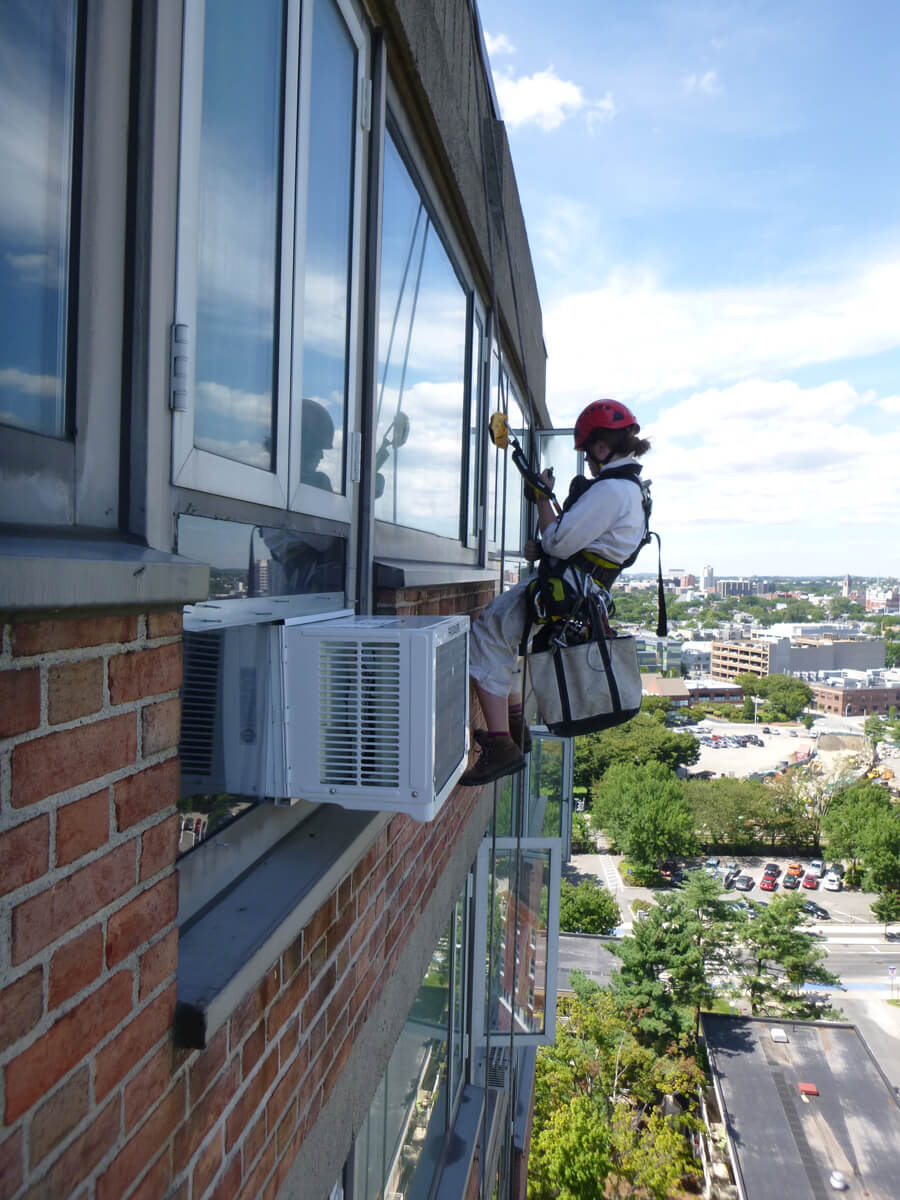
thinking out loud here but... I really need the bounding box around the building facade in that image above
[0,4,568,1199]
[810,672,900,716]
[712,634,885,681]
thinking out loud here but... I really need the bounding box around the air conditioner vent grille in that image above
[180,632,222,776]
[319,640,402,788]
[434,633,468,792]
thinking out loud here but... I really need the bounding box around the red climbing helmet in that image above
[573,400,640,450]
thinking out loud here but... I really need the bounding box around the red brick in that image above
[266,963,308,1043]
[274,1099,298,1157]
[265,1056,302,1131]
[56,789,109,867]
[147,610,183,639]
[13,615,138,656]
[0,667,40,738]
[226,1045,278,1152]
[114,758,179,831]
[95,982,176,1100]
[174,1060,238,1174]
[301,962,336,1029]
[106,873,177,967]
[192,1129,224,1198]
[127,1149,172,1200]
[124,1043,171,1132]
[230,966,280,1047]
[141,697,181,757]
[48,658,104,725]
[0,1129,23,1196]
[302,895,336,950]
[242,1111,266,1172]
[5,972,132,1122]
[0,813,50,898]
[0,967,43,1054]
[29,1067,91,1165]
[22,1098,120,1200]
[241,1021,266,1079]
[108,643,181,706]
[95,1080,185,1200]
[49,925,104,1009]
[139,814,180,881]
[12,841,136,965]
[279,1018,299,1068]
[139,928,178,1001]
[210,1153,242,1200]
[11,714,137,809]
[236,1137,276,1200]
[189,1026,228,1104]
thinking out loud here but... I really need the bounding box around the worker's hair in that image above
[588,427,651,459]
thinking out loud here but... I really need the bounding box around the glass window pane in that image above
[503,386,527,554]
[467,313,483,543]
[354,916,454,1199]
[484,849,551,1038]
[375,133,467,538]
[527,736,564,838]
[0,0,78,438]
[193,0,283,470]
[299,0,356,494]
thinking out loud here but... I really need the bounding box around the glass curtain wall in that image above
[353,890,468,1199]
[0,0,80,438]
[375,131,468,539]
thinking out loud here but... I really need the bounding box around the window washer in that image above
[460,399,652,786]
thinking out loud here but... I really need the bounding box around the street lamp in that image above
[753,695,763,727]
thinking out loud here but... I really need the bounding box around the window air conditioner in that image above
[181,606,470,822]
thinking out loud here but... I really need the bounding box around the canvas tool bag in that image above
[527,595,642,736]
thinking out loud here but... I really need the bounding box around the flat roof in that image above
[702,1013,900,1200]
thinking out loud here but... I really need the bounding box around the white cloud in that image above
[494,67,587,131]
[879,395,900,414]
[484,31,516,58]
[0,367,59,396]
[544,258,900,418]
[645,379,900,539]
[683,70,722,95]
[586,92,619,131]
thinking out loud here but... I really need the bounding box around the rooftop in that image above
[702,1013,900,1200]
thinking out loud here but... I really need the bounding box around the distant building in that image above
[635,635,682,673]
[842,573,852,597]
[701,564,715,591]
[641,675,690,706]
[810,670,900,716]
[866,584,900,613]
[679,640,712,675]
[712,633,885,680]
[684,677,744,705]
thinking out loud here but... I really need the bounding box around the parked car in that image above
[724,861,740,874]
[723,869,740,890]
[660,859,678,880]
[763,863,780,878]
[735,875,755,892]
[802,900,830,920]
[759,875,777,892]
[786,862,804,877]
[782,872,801,890]
[828,862,845,878]
[705,856,721,876]
[802,873,819,889]
[824,872,842,891]
[790,730,798,737]
[730,899,757,919]
[808,859,826,877]
[761,726,772,733]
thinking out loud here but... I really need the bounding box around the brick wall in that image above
[375,579,498,621]
[1,595,492,1199]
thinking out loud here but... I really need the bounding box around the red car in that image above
[759,875,777,891]
[802,873,818,889]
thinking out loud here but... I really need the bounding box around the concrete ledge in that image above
[0,530,209,613]
[374,557,498,589]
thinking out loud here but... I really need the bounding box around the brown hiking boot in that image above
[474,719,532,754]
[459,735,526,786]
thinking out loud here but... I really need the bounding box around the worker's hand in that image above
[523,538,542,563]
[540,467,555,487]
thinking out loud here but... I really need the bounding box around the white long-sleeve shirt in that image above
[539,455,646,565]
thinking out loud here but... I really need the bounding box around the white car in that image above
[808,859,826,877]
[823,872,842,891]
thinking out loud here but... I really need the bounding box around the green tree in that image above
[684,776,767,849]
[559,878,621,934]
[865,714,888,760]
[734,894,840,1017]
[574,715,699,790]
[531,1094,612,1200]
[570,809,595,853]
[610,1107,701,1200]
[859,807,900,893]
[821,783,893,873]
[591,761,697,870]
[871,891,900,936]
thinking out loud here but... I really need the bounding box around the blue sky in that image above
[478,0,900,578]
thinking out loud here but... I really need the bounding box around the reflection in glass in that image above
[503,388,527,554]
[485,347,504,546]
[467,313,484,543]
[177,513,346,600]
[194,0,282,469]
[376,133,468,537]
[528,737,564,838]
[354,914,455,1198]
[0,0,78,438]
[538,430,581,503]
[484,850,550,1038]
[299,0,356,493]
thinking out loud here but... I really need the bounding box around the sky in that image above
[477,0,900,579]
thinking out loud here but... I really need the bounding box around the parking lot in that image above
[685,719,816,779]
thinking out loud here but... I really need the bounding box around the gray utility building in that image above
[701,1013,900,1200]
